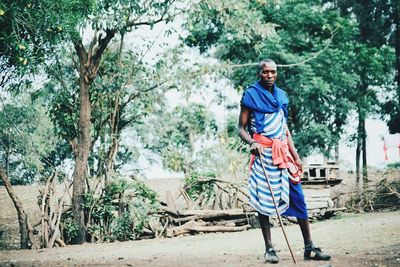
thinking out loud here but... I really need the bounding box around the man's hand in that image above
[294,157,303,172]
[250,142,264,156]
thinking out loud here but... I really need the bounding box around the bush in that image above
[111,212,134,241]
[386,162,400,170]
[345,178,400,212]
[184,171,217,201]
[119,182,159,240]
[60,211,78,244]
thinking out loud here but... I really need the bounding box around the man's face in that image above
[259,63,277,88]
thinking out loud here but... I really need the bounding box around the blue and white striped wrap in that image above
[248,109,290,216]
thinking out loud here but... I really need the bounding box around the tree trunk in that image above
[105,95,121,181]
[5,142,10,177]
[361,117,368,187]
[71,68,92,244]
[71,30,116,244]
[394,1,400,90]
[0,168,36,249]
[355,112,363,185]
[334,143,339,164]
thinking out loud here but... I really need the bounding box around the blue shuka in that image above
[241,81,308,219]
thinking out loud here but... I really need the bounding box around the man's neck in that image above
[260,81,274,92]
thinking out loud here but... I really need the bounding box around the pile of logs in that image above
[158,207,253,238]
[143,178,256,238]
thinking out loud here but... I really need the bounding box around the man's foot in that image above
[264,247,279,264]
[304,244,331,261]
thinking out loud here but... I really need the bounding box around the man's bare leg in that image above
[297,218,312,245]
[297,217,331,261]
[258,212,273,248]
[258,212,279,263]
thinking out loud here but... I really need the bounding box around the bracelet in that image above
[249,141,257,146]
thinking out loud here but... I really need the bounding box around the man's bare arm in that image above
[238,105,263,156]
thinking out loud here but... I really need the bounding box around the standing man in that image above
[238,59,331,263]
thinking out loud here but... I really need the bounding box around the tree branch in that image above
[125,0,174,29]
[92,29,117,66]
[73,40,87,65]
[230,27,339,69]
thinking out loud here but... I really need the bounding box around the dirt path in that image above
[0,211,399,267]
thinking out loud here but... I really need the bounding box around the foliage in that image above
[184,171,217,201]
[60,211,79,244]
[386,162,400,170]
[0,94,58,185]
[0,0,93,91]
[335,0,400,134]
[83,178,129,241]
[144,103,218,173]
[79,177,159,242]
[183,0,396,158]
[44,48,167,177]
[111,212,134,241]
[123,181,159,239]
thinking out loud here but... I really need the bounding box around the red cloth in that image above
[253,133,289,168]
[383,140,389,161]
[249,133,302,184]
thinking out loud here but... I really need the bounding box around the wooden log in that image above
[166,220,202,237]
[179,187,193,209]
[166,219,251,237]
[170,211,250,224]
[192,192,206,209]
[171,215,198,224]
[306,201,330,210]
[158,205,180,216]
[213,221,236,227]
[165,190,177,210]
[212,218,249,227]
[192,224,250,233]
[181,209,244,216]
[215,182,249,206]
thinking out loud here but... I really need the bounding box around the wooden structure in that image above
[301,163,344,219]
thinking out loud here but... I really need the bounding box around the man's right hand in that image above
[250,142,264,156]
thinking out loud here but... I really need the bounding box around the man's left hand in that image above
[294,158,303,173]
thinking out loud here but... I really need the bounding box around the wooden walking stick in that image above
[259,154,297,264]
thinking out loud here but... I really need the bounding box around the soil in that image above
[0,211,399,267]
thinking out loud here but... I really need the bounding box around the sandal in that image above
[304,244,331,261]
[264,247,279,264]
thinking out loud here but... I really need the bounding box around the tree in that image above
[334,0,395,184]
[184,0,359,159]
[1,0,180,244]
[335,0,400,134]
[0,91,59,248]
[0,95,57,185]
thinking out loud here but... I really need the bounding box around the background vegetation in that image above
[0,0,399,247]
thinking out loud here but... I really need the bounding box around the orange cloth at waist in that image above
[253,133,289,169]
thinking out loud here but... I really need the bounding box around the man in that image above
[238,59,331,263]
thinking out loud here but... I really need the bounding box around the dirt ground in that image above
[0,211,399,267]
